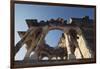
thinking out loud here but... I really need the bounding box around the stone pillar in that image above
[77,34,93,58]
[28,26,49,60]
[64,33,76,60]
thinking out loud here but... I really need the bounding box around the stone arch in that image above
[32,26,83,60]
[15,20,93,61]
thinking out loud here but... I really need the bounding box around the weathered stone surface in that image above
[15,16,95,62]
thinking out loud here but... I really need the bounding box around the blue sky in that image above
[15,4,95,60]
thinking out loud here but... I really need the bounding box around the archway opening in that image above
[44,29,64,48]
